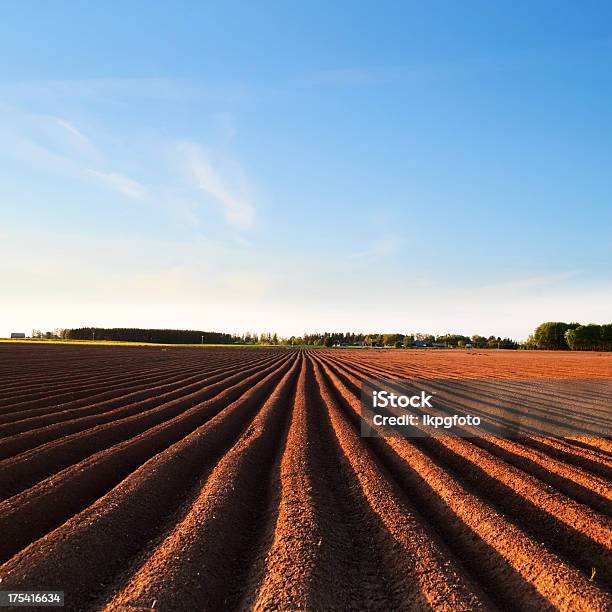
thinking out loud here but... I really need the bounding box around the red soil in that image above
[0,343,610,611]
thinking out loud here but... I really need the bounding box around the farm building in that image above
[10,332,26,339]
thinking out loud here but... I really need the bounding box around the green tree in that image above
[566,324,602,351]
[533,322,570,350]
[323,335,333,348]
[383,333,401,346]
[522,334,538,350]
[601,324,612,351]
[470,335,487,348]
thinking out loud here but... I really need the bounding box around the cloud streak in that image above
[54,117,91,145]
[86,168,148,199]
[179,141,256,230]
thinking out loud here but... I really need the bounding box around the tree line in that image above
[27,324,612,350]
[294,332,519,349]
[61,328,235,344]
[526,322,612,351]
[29,327,520,348]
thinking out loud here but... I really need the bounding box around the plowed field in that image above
[0,343,610,611]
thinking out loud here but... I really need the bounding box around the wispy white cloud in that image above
[0,102,239,229]
[85,168,148,199]
[178,141,256,230]
[53,117,91,145]
[0,103,147,201]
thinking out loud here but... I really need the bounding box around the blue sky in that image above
[1,1,611,339]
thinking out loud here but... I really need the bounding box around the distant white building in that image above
[10,332,26,339]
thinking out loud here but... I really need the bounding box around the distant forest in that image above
[298,332,519,349]
[51,328,234,344]
[27,322,611,350]
[32,327,519,349]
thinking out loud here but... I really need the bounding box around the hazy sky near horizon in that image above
[1,1,611,340]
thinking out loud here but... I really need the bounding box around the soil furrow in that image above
[0,355,297,608]
[314,352,612,611]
